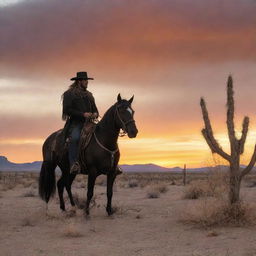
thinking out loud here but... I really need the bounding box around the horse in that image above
[39,94,138,216]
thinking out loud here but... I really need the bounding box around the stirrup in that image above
[70,161,81,174]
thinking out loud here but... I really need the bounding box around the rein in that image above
[93,132,119,169]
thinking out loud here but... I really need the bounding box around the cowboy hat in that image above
[70,71,94,81]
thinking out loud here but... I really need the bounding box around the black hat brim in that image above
[70,77,94,81]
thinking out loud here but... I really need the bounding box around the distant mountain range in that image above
[0,155,253,173]
[0,156,42,171]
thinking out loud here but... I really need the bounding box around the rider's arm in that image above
[63,91,84,119]
[91,96,99,118]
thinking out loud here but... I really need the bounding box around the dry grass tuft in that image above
[183,181,208,199]
[23,189,36,197]
[136,214,142,219]
[147,191,160,198]
[146,183,168,199]
[155,184,168,193]
[62,223,83,238]
[21,178,34,188]
[1,183,16,191]
[72,193,86,209]
[128,179,139,188]
[146,187,160,199]
[30,182,38,189]
[183,170,229,200]
[21,217,34,227]
[112,204,125,215]
[207,230,219,237]
[182,198,256,228]
[95,176,107,186]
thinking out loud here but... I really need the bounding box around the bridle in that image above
[115,104,135,137]
[92,103,136,168]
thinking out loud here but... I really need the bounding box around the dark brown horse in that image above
[39,94,138,216]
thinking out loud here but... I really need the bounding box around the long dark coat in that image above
[62,88,99,138]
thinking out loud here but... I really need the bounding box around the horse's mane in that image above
[97,99,130,129]
[97,103,117,129]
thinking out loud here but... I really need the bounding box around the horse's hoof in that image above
[106,208,114,216]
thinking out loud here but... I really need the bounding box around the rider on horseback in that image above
[62,72,98,174]
[62,71,123,175]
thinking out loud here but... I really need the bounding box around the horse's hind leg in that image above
[85,173,97,216]
[57,175,66,211]
[106,173,116,216]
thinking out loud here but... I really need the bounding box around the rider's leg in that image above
[68,123,83,173]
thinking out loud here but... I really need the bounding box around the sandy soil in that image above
[1,175,256,256]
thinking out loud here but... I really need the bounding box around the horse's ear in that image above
[128,95,134,104]
[117,93,122,103]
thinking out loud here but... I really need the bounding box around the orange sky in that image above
[0,0,256,167]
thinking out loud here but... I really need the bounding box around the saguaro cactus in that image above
[200,76,256,204]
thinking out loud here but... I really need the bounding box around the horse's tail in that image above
[39,131,60,203]
[39,160,57,203]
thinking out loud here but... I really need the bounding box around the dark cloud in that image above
[0,0,255,83]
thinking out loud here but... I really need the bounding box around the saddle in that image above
[52,121,96,170]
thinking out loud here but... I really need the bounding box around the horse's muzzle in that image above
[128,128,138,138]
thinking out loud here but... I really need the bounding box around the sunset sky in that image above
[0,0,256,167]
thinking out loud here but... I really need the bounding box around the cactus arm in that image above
[239,116,249,154]
[226,75,238,155]
[200,98,231,161]
[241,144,256,177]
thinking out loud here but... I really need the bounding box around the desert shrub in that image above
[62,223,83,238]
[128,179,139,188]
[145,183,168,199]
[182,198,256,228]
[184,169,229,200]
[72,193,86,209]
[183,180,209,199]
[95,176,107,186]
[146,186,160,199]
[206,230,219,237]
[206,169,229,196]
[147,190,160,198]
[155,184,168,193]
[170,180,176,185]
[75,175,84,183]
[21,217,34,227]
[30,182,38,189]
[2,183,16,191]
[23,189,36,197]
[78,182,86,188]
[21,178,34,188]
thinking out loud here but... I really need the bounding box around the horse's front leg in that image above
[85,173,97,216]
[106,172,116,216]
[66,172,77,207]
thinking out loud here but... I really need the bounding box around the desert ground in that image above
[1,171,256,256]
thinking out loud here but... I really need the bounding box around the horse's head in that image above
[115,93,138,138]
